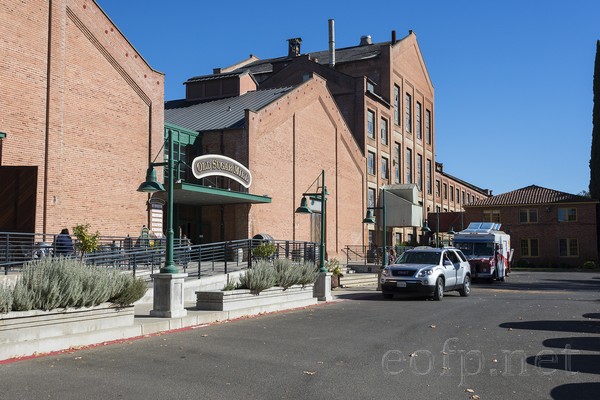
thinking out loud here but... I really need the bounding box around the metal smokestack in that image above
[328,19,335,68]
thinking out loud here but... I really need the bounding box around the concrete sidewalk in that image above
[1,287,340,362]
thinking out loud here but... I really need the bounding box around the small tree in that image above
[72,224,100,260]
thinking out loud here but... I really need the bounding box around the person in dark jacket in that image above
[54,228,75,257]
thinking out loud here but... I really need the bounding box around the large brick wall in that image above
[0,0,164,236]
[464,203,598,267]
[248,76,365,259]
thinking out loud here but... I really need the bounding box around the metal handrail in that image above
[0,232,318,279]
[344,245,414,266]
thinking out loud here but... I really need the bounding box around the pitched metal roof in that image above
[230,42,390,76]
[164,86,294,132]
[466,185,597,207]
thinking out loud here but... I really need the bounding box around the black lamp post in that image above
[363,188,388,268]
[137,129,177,274]
[295,170,327,272]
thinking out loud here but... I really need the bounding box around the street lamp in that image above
[137,129,187,318]
[363,188,387,268]
[295,170,327,272]
[137,129,177,273]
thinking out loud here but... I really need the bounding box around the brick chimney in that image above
[287,38,302,57]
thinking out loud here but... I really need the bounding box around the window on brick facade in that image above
[405,93,412,133]
[416,153,423,191]
[559,238,578,257]
[367,151,375,175]
[425,109,431,145]
[368,187,376,208]
[367,110,375,139]
[443,183,448,200]
[519,208,538,223]
[456,188,461,204]
[558,207,577,222]
[394,142,401,183]
[435,180,441,197]
[450,185,454,202]
[381,117,388,145]
[483,210,501,222]
[416,102,422,140]
[521,239,539,257]
[406,148,413,183]
[394,85,400,126]
[381,156,389,180]
[426,159,432,195]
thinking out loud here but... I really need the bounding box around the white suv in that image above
[380,247,471,300]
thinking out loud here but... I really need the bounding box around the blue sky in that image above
[97,0,599,196]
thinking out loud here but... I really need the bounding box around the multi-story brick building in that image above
[165,26,490,251]
[464,185,598,267]
[0,0,164,237]
[0,2,490,261]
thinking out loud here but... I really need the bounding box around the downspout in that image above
[43,0,53,237]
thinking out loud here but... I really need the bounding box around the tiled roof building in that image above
[469,185,592,207]
[464,185,598,267]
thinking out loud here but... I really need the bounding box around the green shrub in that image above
[5,257,147,313]
[72,223,100,259]
[252,242,277,259]
[238,260,277,293]
[222,276,239,291]
[0,282,13,313]
[274,258,301,289]
[109,276,148,307]
[326,258,344,277]
[297,261,319,286]
[583,260,597,269]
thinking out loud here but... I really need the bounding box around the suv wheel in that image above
[433,277,444,301]
[459,275,471,297]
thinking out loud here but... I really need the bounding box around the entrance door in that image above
[0,166,37,232]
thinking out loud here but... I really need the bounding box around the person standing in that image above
[54,228,75,257]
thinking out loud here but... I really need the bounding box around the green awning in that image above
[0,132,6,139]
[153,182,271,206]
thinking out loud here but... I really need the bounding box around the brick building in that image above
[165,26,490,251]
[0,0,164,237]
[163,75,365,257]
[0,2,490,260]
[464,185,599,267]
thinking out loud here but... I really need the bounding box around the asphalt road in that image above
[1,271,599,400]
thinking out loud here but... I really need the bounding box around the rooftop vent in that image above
[359,35,372,46]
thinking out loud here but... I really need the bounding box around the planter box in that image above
[0,304,134,360]
[196,284,316,314]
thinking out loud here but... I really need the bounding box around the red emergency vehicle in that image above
[453,222,511,282]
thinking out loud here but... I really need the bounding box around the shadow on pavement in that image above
[472,277,600,293]
[334,291,464,302]
[499,320,600,334]
[527,354,600,374]
[551,383,600,399]
[542,337,600,352]
[582,313,600,319]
